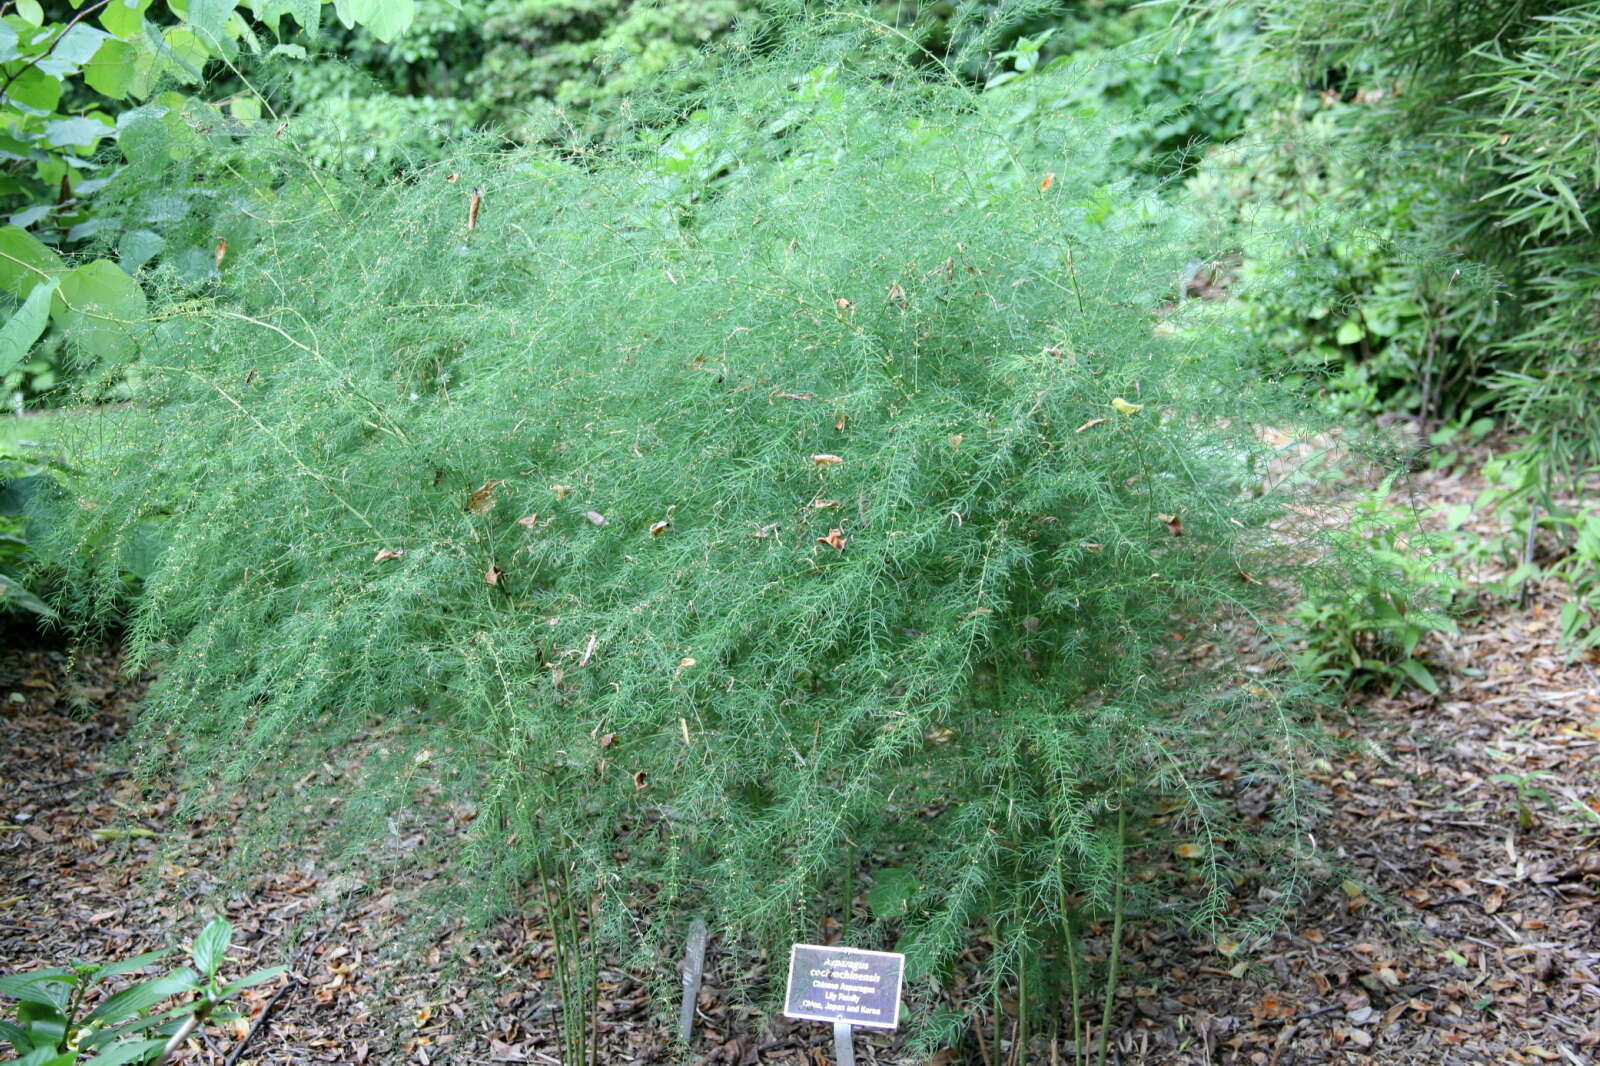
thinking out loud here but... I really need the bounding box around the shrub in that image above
[40,11,1348,1049]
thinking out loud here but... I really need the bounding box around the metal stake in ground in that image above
[833,1019,856,1066]
[679,917,709,1045]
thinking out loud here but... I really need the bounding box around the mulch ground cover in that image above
[3,458,1598,1066]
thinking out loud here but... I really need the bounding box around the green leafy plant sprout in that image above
[0,917,285,1066]
[1292,473,1462,695]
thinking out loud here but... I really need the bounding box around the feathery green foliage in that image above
[35,8,1346,1047]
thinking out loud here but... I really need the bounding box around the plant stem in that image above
[1061,889,1083,1066]
[154,1006,205,1065]
[1016,943,1028,1066]
[1094,804,1126,1066]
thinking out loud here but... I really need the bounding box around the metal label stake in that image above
[833,1019,855,1066]
[782,943,905,1064]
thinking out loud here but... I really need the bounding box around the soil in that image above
[2,458,1597,1066]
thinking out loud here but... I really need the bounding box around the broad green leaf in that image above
[17,1048,75,1066]
[102,0,154,40]
[43,116,114,149]
[1334,317,1364,346]
[0,970,71,1008]
[92,950,171,981]
[117,228,164,271]
[83,970,196,1025]
[8,205,50,230]
[0,1017,28,1048]
[0,277,56,376]
[250,0,319,35]
[0,474,49,516]
[865,867,920,918]
[52,259,147,361]
[343,0,414,42]
[82,1038,168,1066]
[14,1,42,28]
[5,65,62,112]
[155,26,210,83]
[218,965,286,997]
[185,0,238,46]
[0,226,62,299]
[190,917,231,977]
[0,22,19,63]
[84,38,140,100]
[232,13,260,55]
[55,24,112,66]
[80,1000,198,1048]
[0,568,55,619]
[1393,657,1439,695]
[229,94,261,121]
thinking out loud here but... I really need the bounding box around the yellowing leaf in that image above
[1110,397,1143,414]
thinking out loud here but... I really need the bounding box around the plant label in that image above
[782,944,904,1030]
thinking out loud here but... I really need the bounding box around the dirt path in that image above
[3,467,1598,1065]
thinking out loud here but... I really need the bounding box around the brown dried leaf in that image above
[213,237,227,270]
[834,297,854,312]
[1075,417,1108,434]
[1158,512,1184,536]
[811,453,843,466]
[649,520,671,536]
[466,480,501,515]
[599,732,616,749]
[1039,172,1055,191]
[484,564,505,586]
[549,484,572,498]
[633,770,648,791]
[817,528,847,552]
[373,548,405,562]
[517,514,540,529]
[467,187,484,231]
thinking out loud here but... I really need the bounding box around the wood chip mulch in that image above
[2,458,1597,1066]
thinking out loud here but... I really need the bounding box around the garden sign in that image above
[783,944,905,1066]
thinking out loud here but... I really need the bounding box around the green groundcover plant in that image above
[0,918,283,1066]
[30,7,1360,1051]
